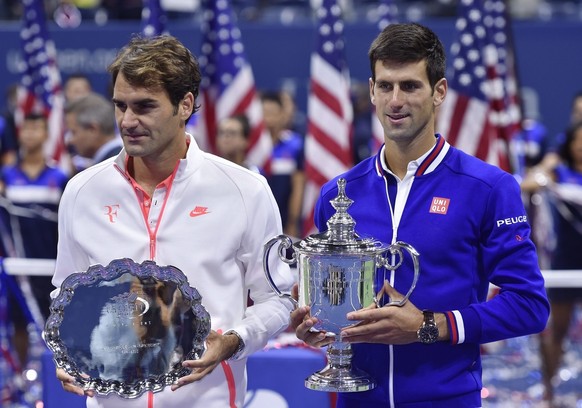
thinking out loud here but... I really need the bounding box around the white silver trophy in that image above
[264,178,420,392]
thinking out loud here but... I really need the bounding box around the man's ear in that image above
[369,77,376,105]
[433,78,447,107]
[180,92,195,120]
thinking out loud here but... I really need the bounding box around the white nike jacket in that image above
[51,134,295,408]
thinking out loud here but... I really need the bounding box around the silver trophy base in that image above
[304,342,376,393]
[305,365,376,392]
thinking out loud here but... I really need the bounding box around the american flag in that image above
[142,0,168,37]
[195,0,271,169]
[371,0,399,154]
[302,0,353,235]
[15,0,66,168]
[488,0,522,171]
[437,0,521,172]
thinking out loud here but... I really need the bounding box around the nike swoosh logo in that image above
[190,206,210,217]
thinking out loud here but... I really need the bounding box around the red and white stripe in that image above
[302,52,353,235]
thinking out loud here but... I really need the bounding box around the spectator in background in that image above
[0,112,68,363]
[101,0,142,19]
[549,91,582,153]
[0,83,19,168]
[216,114,258,172]
[279,87,307,137]
[351,80,374,164]
[64,92,122,172]
[0,112,68,260]
[521,120,582,404]
[509,88,558,273]
[63,73,93,103]
[522,92,582,268]
[62,75,97,172]
[511,88,549,181]
[0,0,19,20]
[531,91,582,177]
[261,90,305,238]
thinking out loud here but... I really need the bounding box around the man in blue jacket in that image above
[292,22,549,407]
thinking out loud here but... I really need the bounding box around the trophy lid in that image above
[296,178,387,255]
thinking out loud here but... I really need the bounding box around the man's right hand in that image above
[56,367,94,397]
[290,284,335,348]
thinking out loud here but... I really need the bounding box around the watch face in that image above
[419,325,439,344]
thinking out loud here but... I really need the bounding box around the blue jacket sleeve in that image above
[453,172,550,344]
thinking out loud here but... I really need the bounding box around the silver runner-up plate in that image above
[44,258,211,399]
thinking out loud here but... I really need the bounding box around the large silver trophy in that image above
[264,178,420,392]
[44,258,211,398]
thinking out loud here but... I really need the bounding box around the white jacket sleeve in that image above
[227,177,295,359]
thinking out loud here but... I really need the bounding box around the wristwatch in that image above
[417,310,439,344]
[224,330,245,360]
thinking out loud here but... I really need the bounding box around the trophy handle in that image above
[378,241,420,307]
[263,234,298,308]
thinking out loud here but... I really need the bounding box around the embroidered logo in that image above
[429,197,450,215]
[189,206,210,218]
[104,204,120,223]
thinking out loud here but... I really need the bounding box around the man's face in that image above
[572,127,582,163]
[369,59,446,145]
[19,117,48,152]
[65,112,98,158]
[64,78,91,102]
[216,118,248,160]
[112,73,192,163]
[571,97,582,124]
[262,100,285,134]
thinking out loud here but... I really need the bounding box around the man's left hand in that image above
[340,280,423,345]
[170,330,239,390]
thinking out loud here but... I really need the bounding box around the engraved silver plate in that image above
[44,258,211,399]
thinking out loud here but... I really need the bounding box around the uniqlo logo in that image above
[429,197,450,215]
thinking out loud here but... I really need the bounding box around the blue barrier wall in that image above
[0,19,581,144]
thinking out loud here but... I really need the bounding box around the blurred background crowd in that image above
[2,0,582,24]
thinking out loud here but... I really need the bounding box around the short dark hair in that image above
[65,92,116,136]
[64,73,91,86]
[260,90,284,108]
[231,114,251,140]
[24,112,47,122]
[368,23,446,89]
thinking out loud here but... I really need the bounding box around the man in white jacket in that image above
[53,34,294,408]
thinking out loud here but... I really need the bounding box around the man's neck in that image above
[128,139,188,196]
[384,133,437,179]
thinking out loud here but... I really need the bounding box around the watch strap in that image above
[224,330,245,361]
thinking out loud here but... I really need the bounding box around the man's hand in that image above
[340,280,423,345]
[289,284,335,348]
[171,330,239,391]
[56,367,94,397]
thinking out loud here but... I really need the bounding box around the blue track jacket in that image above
[314,135,550,407]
